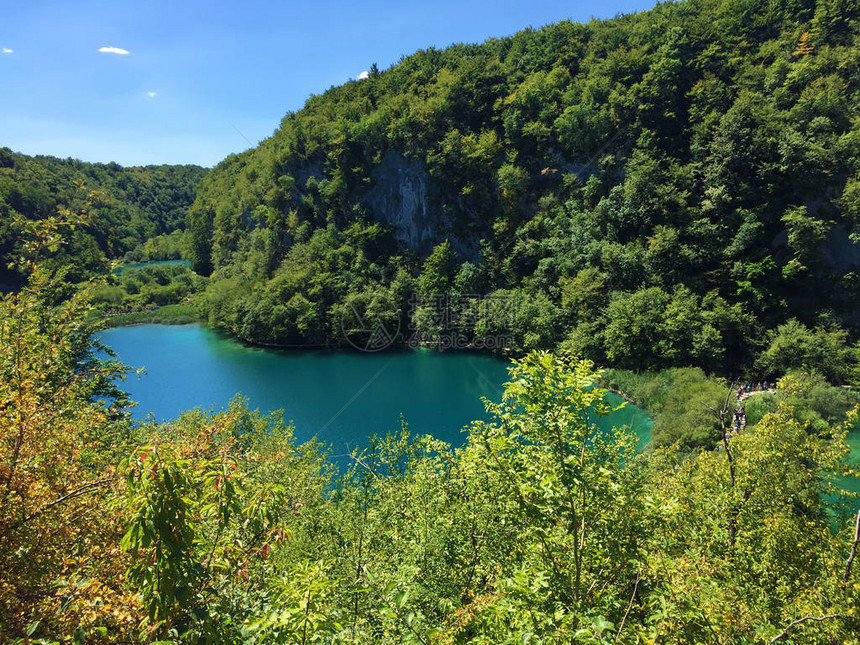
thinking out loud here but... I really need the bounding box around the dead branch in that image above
[4,477,113,533]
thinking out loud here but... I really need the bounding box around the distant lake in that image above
[843,428,860,507]
[97,324,653,455]
[112,259,190,276]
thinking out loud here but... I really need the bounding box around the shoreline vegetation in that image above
[602,366,860,452]
[94,302,202,329]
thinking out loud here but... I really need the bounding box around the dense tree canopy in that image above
[183,0,860,377]
[4,281,860,642]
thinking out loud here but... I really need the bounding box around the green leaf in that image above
[394,588,409,609]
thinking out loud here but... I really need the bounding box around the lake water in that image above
[97,323,653,454]
[843,430,860,505]
[112,259,190,276]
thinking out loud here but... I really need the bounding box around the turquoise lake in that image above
[111,259,190,276]
[97,323,653,454]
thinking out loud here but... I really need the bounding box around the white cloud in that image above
[146,91,157,98]
[2,48,12,54]
[98,46,130,55]
[357,70,369,80]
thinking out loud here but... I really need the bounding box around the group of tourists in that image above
[727,405,746,440]
[716,379,780,447]
[736,382,775,399]
[723,380,778,442]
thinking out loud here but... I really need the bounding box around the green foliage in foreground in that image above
[3,246,860,642]
[112,355,860,644]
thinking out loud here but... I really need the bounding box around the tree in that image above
[758,319,855,383]
[642,375,860,642]
[603,286,725,371]
[417,240,458,296]
[560,266,608,320]
[120,400,308,641]
[0,216,138,640]
[782,205,829,273]
[457,352,644,639]
[185,207,214,275]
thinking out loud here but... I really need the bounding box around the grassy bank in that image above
[600,367,728,450]
[95,303,202,328]
[601,367,860,457]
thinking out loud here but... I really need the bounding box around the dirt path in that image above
[738,388,776,403]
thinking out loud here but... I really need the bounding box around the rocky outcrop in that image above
[822,225,860,273]
[363,152,443,252]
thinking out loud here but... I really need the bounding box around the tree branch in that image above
[769,614,846,643]
[4,477,112,533]
[348,454,379,479]
[844,508,860,583]
[614,572,640,643]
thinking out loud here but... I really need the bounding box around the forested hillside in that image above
[188,0,860,376]
[0,148,206,288]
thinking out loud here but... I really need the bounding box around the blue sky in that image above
[1,0,657,167]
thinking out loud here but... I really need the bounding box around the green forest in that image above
[0,148,206,289]
[3,0,860,641]
[3,263,859,643]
